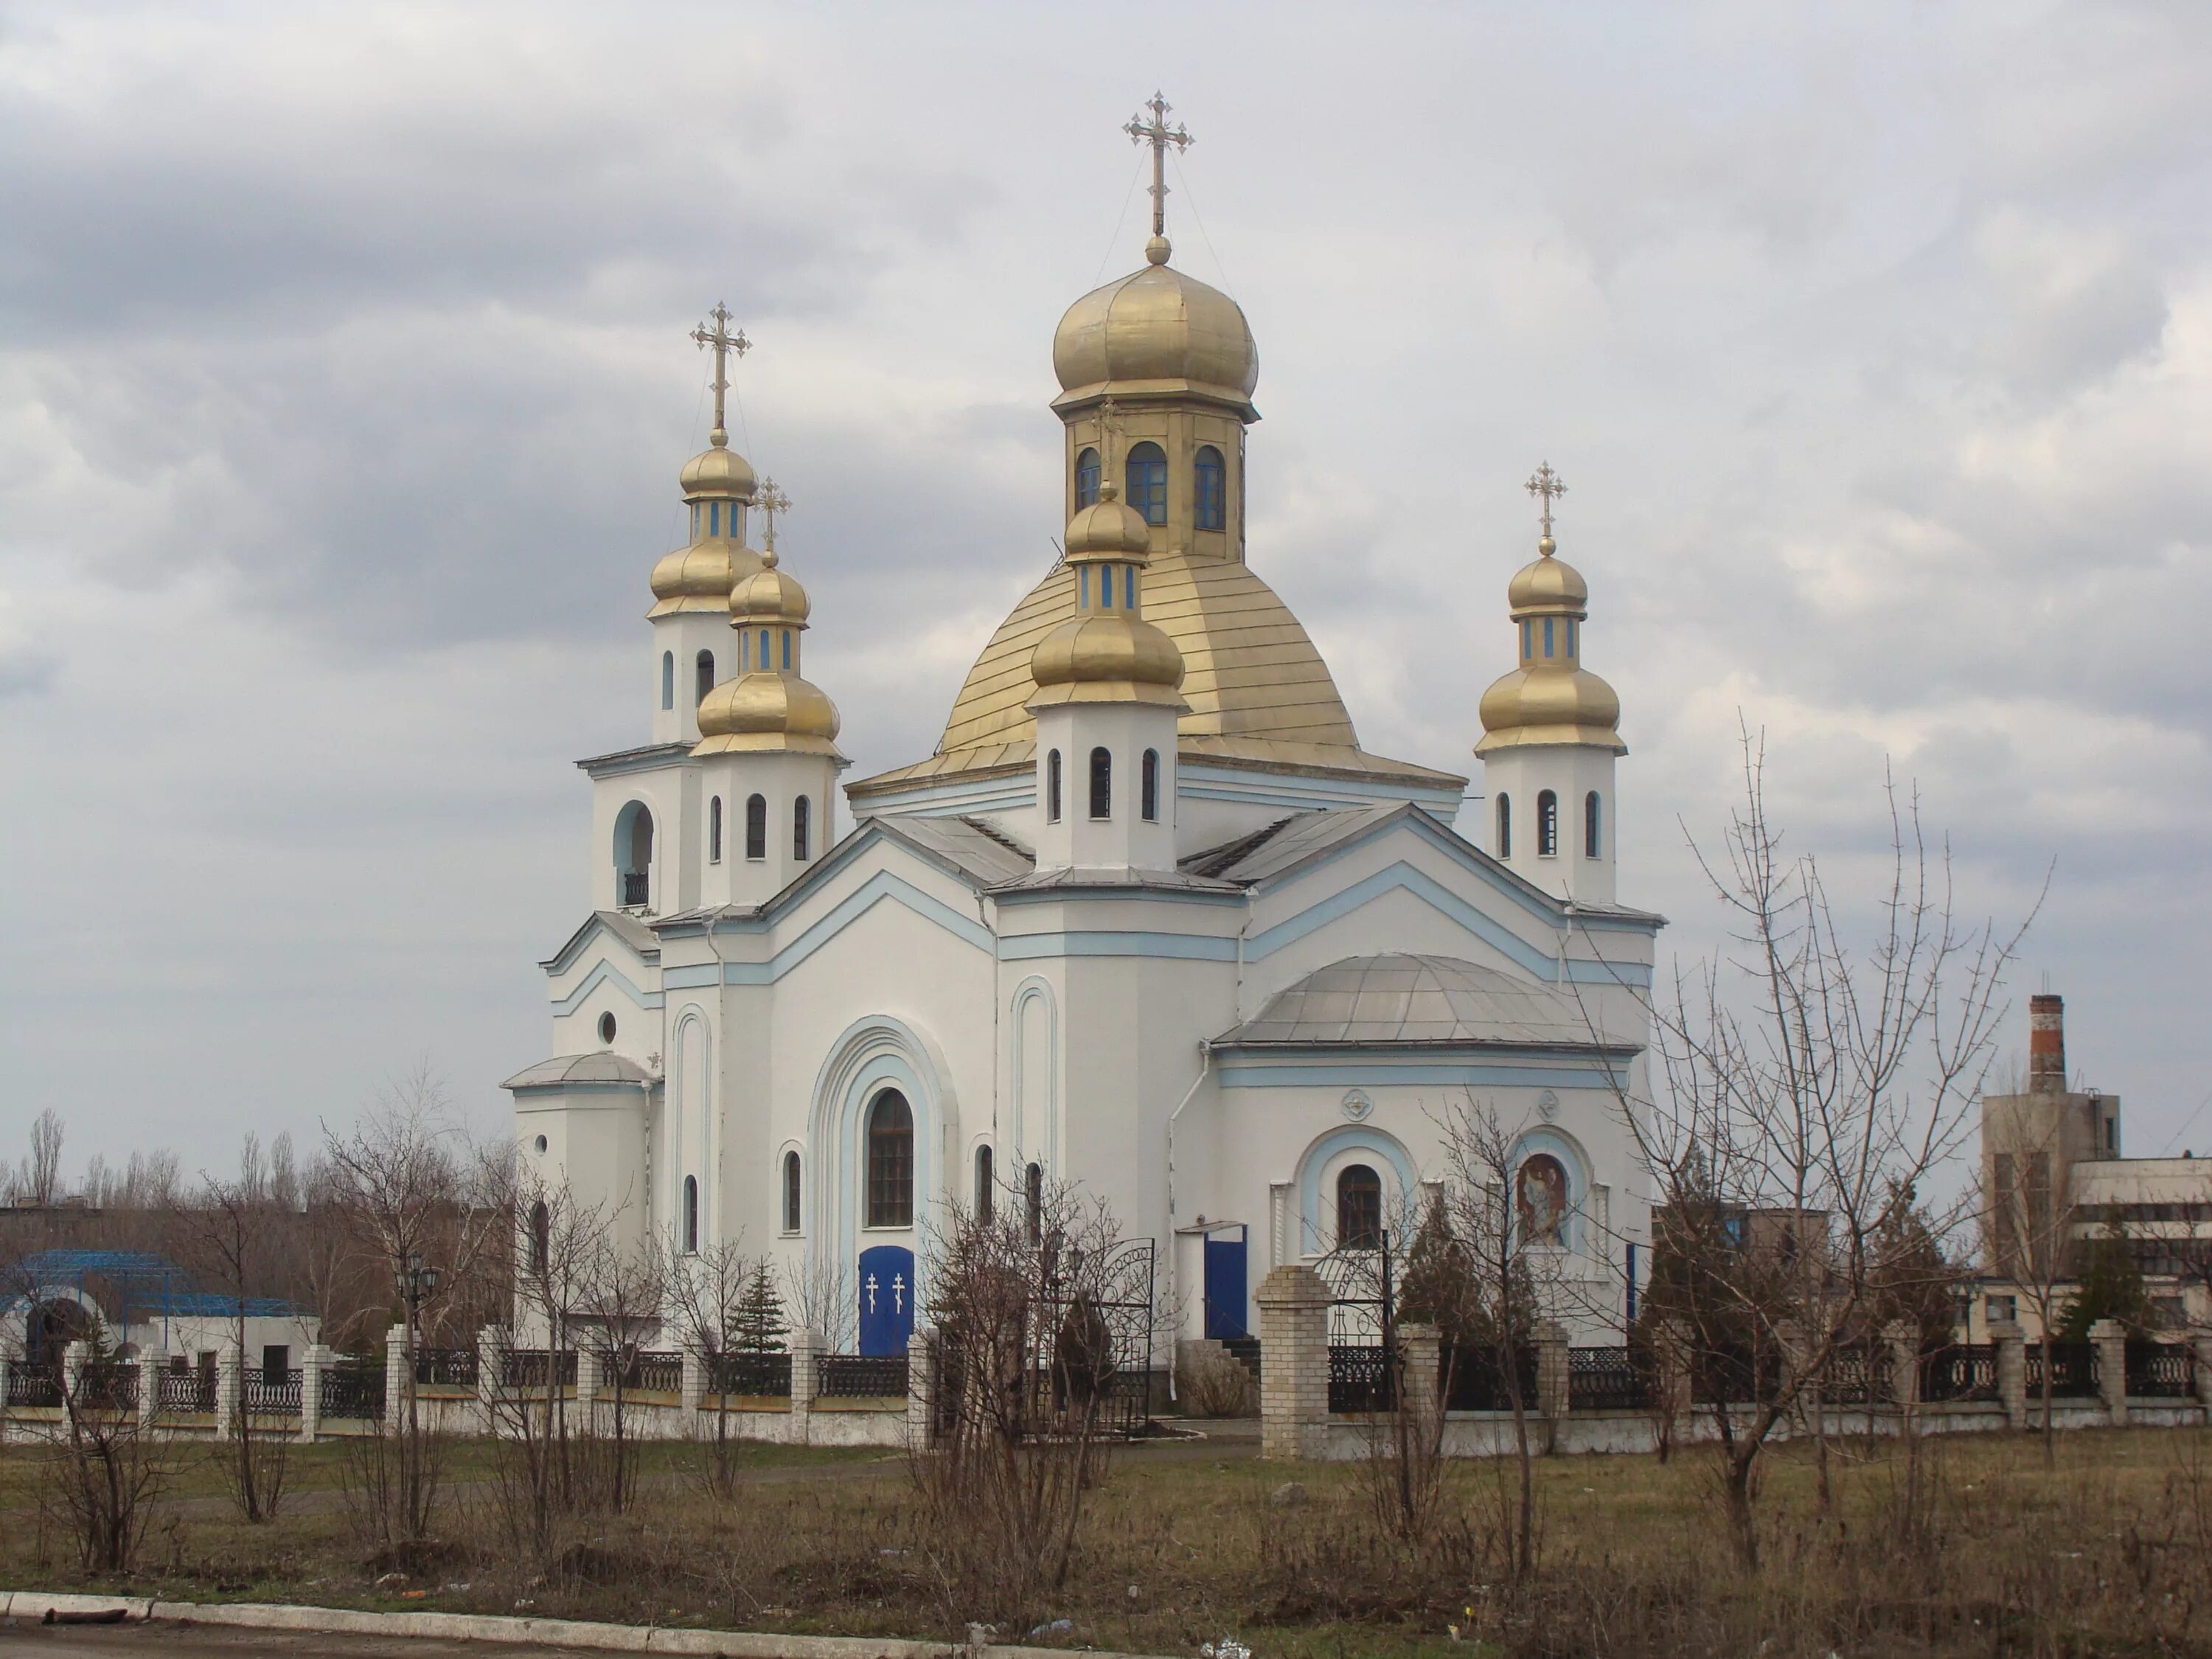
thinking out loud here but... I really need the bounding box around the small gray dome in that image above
[1221,954,1633,1049]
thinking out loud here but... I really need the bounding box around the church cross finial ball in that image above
[1526,461,1567,551]
[757,477,791,555]
[690,302,751,438]
[1124,91,1194,246]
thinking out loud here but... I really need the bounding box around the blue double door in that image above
[1203,1227,1249,1340]
[858,1244,916,1356]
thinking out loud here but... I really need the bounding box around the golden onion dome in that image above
[1028,611,1186,704]
[1063,481,1155,559]
[1052,239,1259,410]
[1505,537,1589,616]
[693,671,843,756]
[729,557,811,625]
[680,429,758,500]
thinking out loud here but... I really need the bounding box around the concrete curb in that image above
[0,1590,1161,1659]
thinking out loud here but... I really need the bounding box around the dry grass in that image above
[4,1427,2211,1657]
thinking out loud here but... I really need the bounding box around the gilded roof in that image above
[850,550,1461,794]
[1052,258,1259,408]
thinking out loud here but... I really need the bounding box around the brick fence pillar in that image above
[1989,1321,2027,1430]
[1534,1321,1571,1436]
[215,1344,241,1442]
[384,1324,409,1433]
[788,1327,821,1447]
[1255,1263,1329,1461]
[906,1327,936,1450]
[681,1344,706,1428]
[63,1340,89,1414]
[2090,1318,2129,1425]
[1397,1321,1441,1439]
[300,1344,327,1444]
[137,1349,161,1433]
[1883,1320,1919,1419]
[575,1346,601,1425]
[2193,1334,2212,1411]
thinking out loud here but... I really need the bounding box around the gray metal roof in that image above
[1218,953,1636,1051]
[502,1051,657,1091]
[878,815,1035,887]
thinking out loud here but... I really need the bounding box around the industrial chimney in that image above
[2028,992,2066,1093]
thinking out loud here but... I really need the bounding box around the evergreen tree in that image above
[1396,1200,1479,1343]
[2058,1222,2157,1340]
[727,1259,788,1354]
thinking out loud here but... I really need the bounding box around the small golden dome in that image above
[1063,481,1153,558]
[1029,612,1186,706]
[694,671,843,756]
[680,430,758,500]
[1475,667,1625,752]
[1505,538,1589,615]
[729,559,811,625]
[1052,256,1259,406]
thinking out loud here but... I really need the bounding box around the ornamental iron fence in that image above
[1441,1343,1540,1413]
[158,1367,215,1414]
[1919,1343,1999,1404]
[413,1346,479,1388]
[2025,1340,2098,1399]
[1328,1343,1396,1414]
[2126,1340,2194,1399]
[1568,1345,1652,1412]
[320,1363,386,1420]
[818,1353,908,1398]
[500,1349,578,1391]
[1690,1342,1784,1406]
[243,1366,304,1413]
[6,1362,62,1409]
[605,1350,684,1395]
[706,1351,791,1397]
[77,1362,139,1413]
[1819,1345,1882,1405]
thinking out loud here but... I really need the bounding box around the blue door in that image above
[858,1245,916,1357]
[1203,1228,1248,1339]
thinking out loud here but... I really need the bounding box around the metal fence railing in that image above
[320,1364,386,1420]
[6,1362,62,1409]
[158,1368,215,1414]
[413,1347,479,1388]
[1691,1344,1784,1406]
[1327,1343,1396,1414]
[77,1362,139,1413]
[2026,1340,2099,1398]
[1818,1345,1883,1405]
[1568,1346,1652,1411]
[499,1349,577,1391]
[243,1366,304,1413]
[1919,1343,1999,1404]
[1441,1343,1540,1413]
[2127,1340,2195,1399]
[817,1354,909,1398]
[706,1351,792,1397]
[605,1350,684,1395]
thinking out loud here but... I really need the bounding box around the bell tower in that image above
[1474,465,1627,905]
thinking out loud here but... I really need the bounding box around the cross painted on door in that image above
[858,1244,916,1357]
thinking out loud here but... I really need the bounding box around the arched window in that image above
[1089,746,1112,818]
[696,650,714,705]
[1517,1153,1569,1247]
[615,801,655,908]
[1074,446,1101,509]
[1537,790,1559,856]
[709,501,721,537]
[866,1091,914,1228]
[1046,749,1063,822]
[975,1145,995,1225]
[1585,791,1601,858]
[745,794,767,860]
[1141,748,1161,822]
[683,1175,700,1253]
[782,1150,802,1234]
[661,651,675,711]
[709,796,723,863]
[528,1200,549,1275]
[1025,1161,1044,1245]
[1338,1164,1384,1250]
[793,796,811,861]
[1125,442,1168,525]
[1194,445,1225,531]
[1495,793,1512,860]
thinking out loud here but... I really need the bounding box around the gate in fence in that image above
[1314,1234,1396,1415]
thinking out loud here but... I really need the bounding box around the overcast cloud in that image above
[3,0,2208,1175]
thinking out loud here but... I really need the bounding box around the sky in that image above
[3,0,2208,1181]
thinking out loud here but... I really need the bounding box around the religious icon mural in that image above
[1516,1153,1569,1247]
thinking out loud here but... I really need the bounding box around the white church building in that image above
[505,111,1660,1361]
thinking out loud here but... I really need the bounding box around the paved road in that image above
[0,1624,557,1659]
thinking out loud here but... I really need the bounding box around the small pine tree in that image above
[727,1259,788,1354]
[2058,1223,2157,1340]
[1396,1200,1479,1343]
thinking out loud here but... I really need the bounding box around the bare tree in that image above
[44,1329,173,1571]
[24,1108,64,1206]
[668,1238,761,1497]
[579,1224,667,1515]
[782,1251,855,1354]
[1614,731,2031,1570]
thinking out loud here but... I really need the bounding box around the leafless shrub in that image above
[42,1338,173,1571]
[1175,1347,1256,1418]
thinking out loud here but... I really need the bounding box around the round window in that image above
[533,1135,548,1155]
[598,1011,616,1045]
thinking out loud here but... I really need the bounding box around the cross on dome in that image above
[690,302,751,439]
[1124,91,1194,250]
[757,477,791,555]
[1526,461,1567,549]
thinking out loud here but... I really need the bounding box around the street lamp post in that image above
[393,1251,442,1535]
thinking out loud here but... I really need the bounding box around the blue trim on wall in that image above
[549,960,665,1015]
[1293,1125,1419,1256]
[998,931,1240,962]
[1217,1060,1627,1090]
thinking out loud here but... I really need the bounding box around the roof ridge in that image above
[1179,814,1298,878]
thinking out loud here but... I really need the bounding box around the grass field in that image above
[4,1425,2208,1658]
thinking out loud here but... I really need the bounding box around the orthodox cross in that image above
[756,477,791,553]
[1096,395,1124,473]
[1526,462,1567,542]
[1124,91,1193,240]
[690,302,751,434]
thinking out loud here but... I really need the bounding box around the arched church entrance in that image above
[26,1296,94,1367]
[858,1243,915,1357]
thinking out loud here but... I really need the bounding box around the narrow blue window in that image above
[1097,569,1110,608]
[1567,619,1576,656]
[661,652,675,710]
[709,501,720,536]
[782,630,791,670]
[1194,445,1225,531]
[1521,620,1531,660]
[1544,618,1555,656]
[690,504,700,539]
[1126,442,1168,526]
[1124,567,1135,609]
[1074,446,1101,509]
[1079,567,1090,609]
[759,628,770,665]
[741,633,751,672]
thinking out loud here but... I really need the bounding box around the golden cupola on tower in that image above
[1029,481,1186,709]
[1475,465,1627,755]
[694,484,844,758]
[1051,241,1259,413]
[652,305,764,617]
